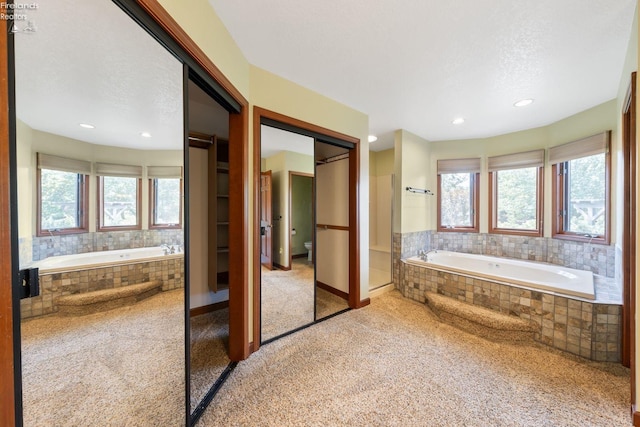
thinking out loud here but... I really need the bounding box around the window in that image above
[37,153,90,235]
[148,166,182,229]
[437,158,480,232]
[488,150,544,236]
[96,163,142,231]
[551,132,611,244]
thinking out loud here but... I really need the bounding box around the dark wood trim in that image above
[254,107,359,146]
[1,14,16,426]
[488,167,543,237]
[437,172,480,233]
[622,72,637,409]
[551,131,611,245]
[136,0,248,108]
[135,0,250,362]
[272,262,292,271]
[633,407,640,427]
[227,107,249,361]
[190,300,229,317]
[316,224,350,231]
[252,106,262,353]
[348,139,362,308]
[96,176,143,232]
[317,280,349,300]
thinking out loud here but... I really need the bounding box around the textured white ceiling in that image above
[15,0,184,150]
[210,0,637,150]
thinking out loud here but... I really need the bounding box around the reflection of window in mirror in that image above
[150,175,183,229]
[98,176,142,231]
[38,170,88,235]
[36,153,90,236]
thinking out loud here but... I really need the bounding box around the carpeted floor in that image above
[261,258,348,341]
[189,307,230,412]
[198,289,631,427]
[20,289,185,427]
[20,288,631,426]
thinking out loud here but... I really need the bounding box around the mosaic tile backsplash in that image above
[393,231,617,284]
[20,229,184,264]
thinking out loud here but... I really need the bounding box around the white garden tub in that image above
[30,246,182,274]
[405,250,595,300]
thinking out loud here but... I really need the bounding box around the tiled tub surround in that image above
[20,252,184,319]
[400,260,621,362]
[22,228,184,262]
[393,231,617,287]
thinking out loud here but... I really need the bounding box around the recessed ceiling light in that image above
[140,132,152,138]
[368,135,378,143]
[452,118,465,125]
[514,99,534,107]
[79,123,95,129]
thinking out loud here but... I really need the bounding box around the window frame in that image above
[36,168,89,236]
[488,165,543,237]
[437,171,480,233]
[97,175,142,232]
[148,177,183,229]
[551,147,611,245]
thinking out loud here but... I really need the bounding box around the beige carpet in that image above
[20,288,631,426]
[189,308,230,412]
[261,259,348,341]
[197,290,631,427]
[21,289,185,427]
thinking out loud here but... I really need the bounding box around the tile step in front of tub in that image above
[56,281,162,316]
[424,291,538,343]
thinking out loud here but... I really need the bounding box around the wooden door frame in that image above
[288,171,314,268]
[2,0,251,423]
[252,106,368,353]
[1,15,18,426]
[623,72,639,425]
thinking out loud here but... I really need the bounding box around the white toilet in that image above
[304,241,313,262]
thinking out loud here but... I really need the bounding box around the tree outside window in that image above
[440,173,473,227]
[39,169,85,231]
[151,178,181,227]
[565,153,606,236]
[99,176,140,229]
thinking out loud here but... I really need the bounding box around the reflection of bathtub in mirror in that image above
[20,247,184,319]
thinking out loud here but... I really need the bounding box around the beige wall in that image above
[371,149,394,177]
[395,129,432,234]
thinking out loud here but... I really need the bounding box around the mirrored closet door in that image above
[259,126,351,344]
[14,1,185,424]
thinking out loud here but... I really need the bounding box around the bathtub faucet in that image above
[161,244,174,255]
